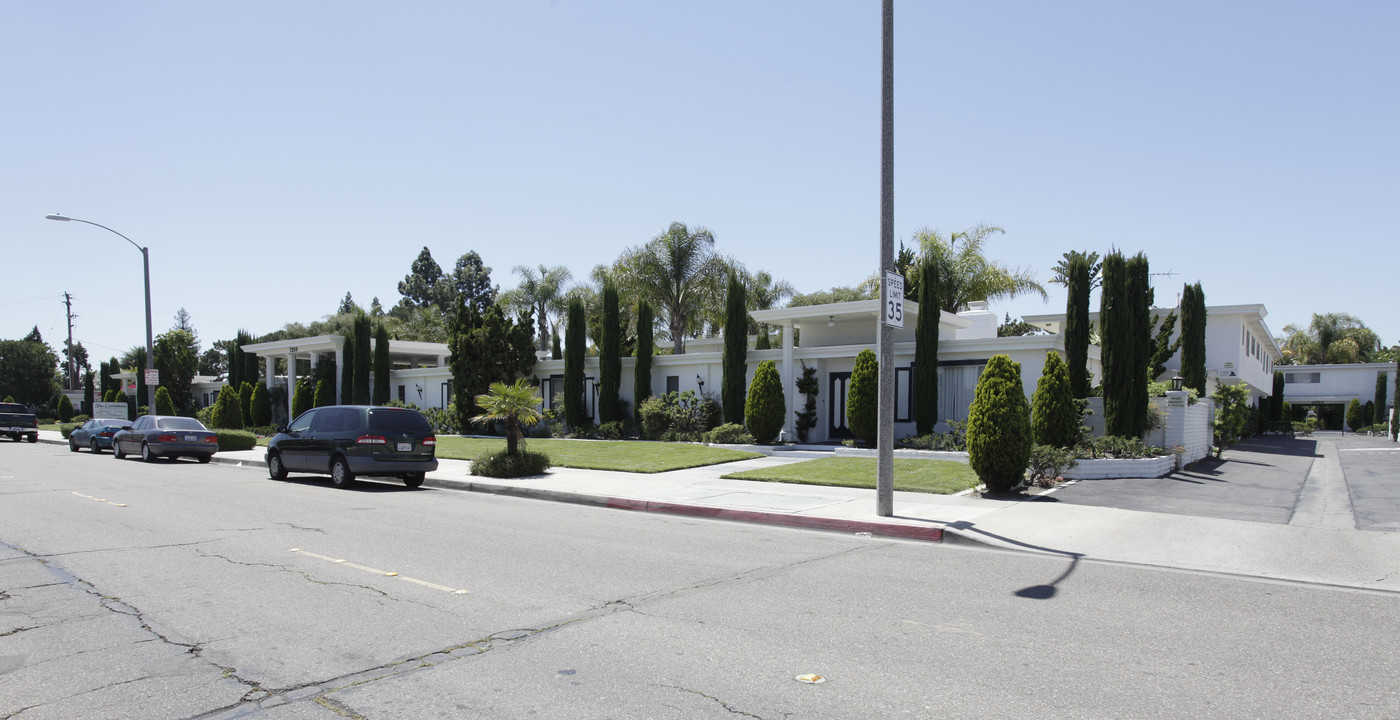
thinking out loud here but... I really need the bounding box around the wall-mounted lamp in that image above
[827,316,835,328]
[696,374,705,390]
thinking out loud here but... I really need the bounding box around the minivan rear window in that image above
[368,409,432,433]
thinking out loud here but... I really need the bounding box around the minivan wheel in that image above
[330,457,355,488]
[268,453,288,481]
[403,472,425,488]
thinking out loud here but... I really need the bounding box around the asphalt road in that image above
[1050,433,1400,531]
[2,443,1397,719]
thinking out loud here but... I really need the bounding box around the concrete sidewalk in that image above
[34,431,1400,593]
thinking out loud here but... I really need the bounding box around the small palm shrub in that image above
[470,448,551,478]
[744,360,785,444]
[966,355,1032,493]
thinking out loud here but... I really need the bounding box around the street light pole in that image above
[45,214,156,409]
[876,0,895,516]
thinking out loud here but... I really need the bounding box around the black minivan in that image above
[266,406,438,488]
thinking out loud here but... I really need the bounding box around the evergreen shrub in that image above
[1032,352,1077,448]
[251,383,272,426]
[212,386,244,429]
[966,354,1031,493]
[58,394,74,423]
[314,380,334,408]
[706,423,755,445]
[847,349,878,446]
[154,387,174,416]
[744,360,784,443]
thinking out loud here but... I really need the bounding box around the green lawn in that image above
[432,437,760,473]
[721,457,980,494]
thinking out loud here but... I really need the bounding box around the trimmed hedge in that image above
[215,429,258,451]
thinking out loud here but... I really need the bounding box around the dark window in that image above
[313,407,362,433]
[666,376,680,394]
[289,410,316,433]
[895,366,912,422]
[369,409,432,432]
[397,385,406,402]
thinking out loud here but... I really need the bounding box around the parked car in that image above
[112,415,220,463]
[1,402,39,443]
[266,405,438,488]
[69,418,131,453]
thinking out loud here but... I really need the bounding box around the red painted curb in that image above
[605,497,943,542]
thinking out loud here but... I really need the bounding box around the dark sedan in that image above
[68,418,130,453]
[112,415,220,463]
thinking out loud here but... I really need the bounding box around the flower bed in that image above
[1061,454,1176,480]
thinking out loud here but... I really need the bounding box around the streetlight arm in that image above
[45,214,144,252]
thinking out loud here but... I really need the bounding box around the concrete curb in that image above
[40,434,947,543]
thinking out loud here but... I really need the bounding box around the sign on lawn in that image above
[883,271,905,328]
[93,402,129,420]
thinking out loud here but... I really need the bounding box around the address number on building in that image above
[884,271,905,328]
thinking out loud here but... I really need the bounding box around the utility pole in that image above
[63,292,77,390]
[876,0,895,516]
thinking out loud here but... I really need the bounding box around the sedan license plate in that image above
[396,442,413,452]
[184,435,198,441]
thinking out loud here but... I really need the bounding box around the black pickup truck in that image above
[1,402,39,442]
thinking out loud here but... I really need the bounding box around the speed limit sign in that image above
[883,271,904,328]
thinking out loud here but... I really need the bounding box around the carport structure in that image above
[241,335,450,422]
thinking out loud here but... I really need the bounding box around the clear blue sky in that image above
[4,1,1396,364]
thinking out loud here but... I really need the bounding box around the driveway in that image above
[1050,432,1398,532]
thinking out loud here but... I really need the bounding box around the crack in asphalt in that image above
[195,550,456,610]
[662,685,783,719]
[5,535,863,719]
[29,539,217,559]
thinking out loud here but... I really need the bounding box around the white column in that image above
[1163,390,1189,470]
[334,345,344,406]
[783,318,795,441]
[286,352,297,421]
[264,356,275,389]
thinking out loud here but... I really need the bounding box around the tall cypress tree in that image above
[563,298,586,429]
[1180,282,1207,397]
[633,301,654,430]
[598,283,622,423]
[914,258,940,435]
[353,312,372,404]
[1375,372,1387,429]
[373,322,391,405]
[721,273,748,425]
[1064,255,1092,398]
[1101,251,1152,438]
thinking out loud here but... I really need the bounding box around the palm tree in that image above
[746,270,795,343]
[504,265,572,353]
[1277,313,1382,365]
[614,221,728,354]
[913,224,1047,313]
[1049,250,1103,290]
[471,379,543,456]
